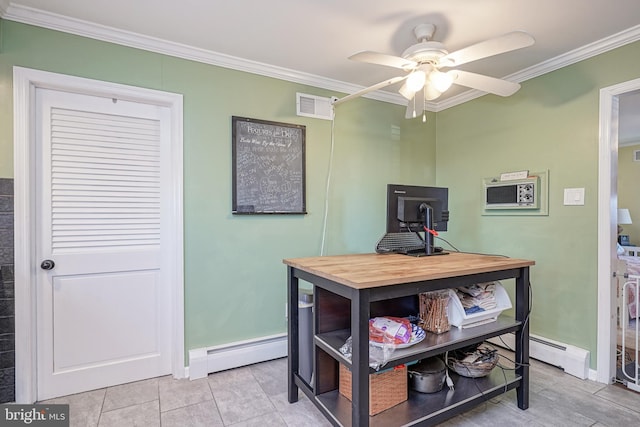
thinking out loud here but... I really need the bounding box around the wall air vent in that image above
[634,149,640,162]
[296,93,334,120]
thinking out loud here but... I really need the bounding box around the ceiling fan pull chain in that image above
[422,86,427,123]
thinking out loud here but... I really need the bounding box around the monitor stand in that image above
[403,248,448,257]
[404,204,450,257]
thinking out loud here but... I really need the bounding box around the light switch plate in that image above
[564,188,585,205]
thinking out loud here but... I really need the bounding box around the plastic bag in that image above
[339,335,396,371]
[368,316,412,344]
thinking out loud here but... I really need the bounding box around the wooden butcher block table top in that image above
[283,252,535,289]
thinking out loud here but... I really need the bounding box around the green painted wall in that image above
[3,19,640,369]
[436,41,640,367]
[0,21,435,351]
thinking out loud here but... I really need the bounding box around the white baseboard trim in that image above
[188,333,287,380]
[488,332,590,379]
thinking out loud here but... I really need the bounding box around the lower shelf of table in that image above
[316,317,522,370]
[314,368,522,427]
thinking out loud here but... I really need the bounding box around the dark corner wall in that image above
[0,178,14,403]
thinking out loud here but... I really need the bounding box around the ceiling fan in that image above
[332,23,535,120]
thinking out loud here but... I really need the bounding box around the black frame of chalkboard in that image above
[232,116,307,214]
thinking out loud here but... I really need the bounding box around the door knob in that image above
[40,260,55,270]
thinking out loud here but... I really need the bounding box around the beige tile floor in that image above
[40,353,640,426]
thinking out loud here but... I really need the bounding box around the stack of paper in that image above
[455,283,497,314]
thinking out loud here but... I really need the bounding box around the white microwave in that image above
[484,177,539,209]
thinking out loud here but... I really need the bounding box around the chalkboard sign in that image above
[232,116,306,214]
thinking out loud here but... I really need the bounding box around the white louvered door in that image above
[35,88,172,400]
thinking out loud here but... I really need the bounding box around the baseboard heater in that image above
[488,332,590,379]
[187,331,589,381]
[188,333,287,380]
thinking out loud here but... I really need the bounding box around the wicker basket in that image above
[339,364,408,415]
[447,350,498,378]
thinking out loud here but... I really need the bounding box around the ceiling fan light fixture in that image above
[406,70,426,92]
[343,23,535,111]
[429,70,454,92]
[398,82,416,100]
[423,84,442,101]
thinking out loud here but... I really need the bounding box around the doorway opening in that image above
[597,77,640,387]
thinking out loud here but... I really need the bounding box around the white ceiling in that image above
[2,0,640,141]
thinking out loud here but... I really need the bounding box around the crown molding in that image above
[514,24,640,82]
[437,24,640,111]
[2,4,408,106]
[4,4,640,112]
[620,138,640,147]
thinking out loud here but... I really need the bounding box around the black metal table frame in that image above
[287,264,530,427]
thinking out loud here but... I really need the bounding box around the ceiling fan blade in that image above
[440,31,534,67]
[349,51,417,70]
[405,88,424,119]
[333,75,407,106]
[449,70,521,96]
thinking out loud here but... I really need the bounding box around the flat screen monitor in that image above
[386,184,449,233]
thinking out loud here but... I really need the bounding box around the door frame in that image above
[596,77,640,383]
[13,66,186,403]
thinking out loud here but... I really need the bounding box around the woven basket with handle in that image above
[339,363,408,415]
